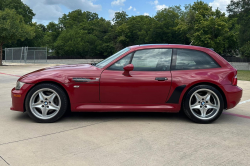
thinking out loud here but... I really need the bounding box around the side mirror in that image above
[123,64,134,76]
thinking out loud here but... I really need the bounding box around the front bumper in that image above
[10,84,34,112]
[223,85,242,109]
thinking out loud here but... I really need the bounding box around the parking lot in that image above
[1,64,250,166]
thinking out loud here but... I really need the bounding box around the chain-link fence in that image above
[5,47,47,63]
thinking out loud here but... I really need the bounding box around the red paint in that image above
[10,44,242,113]
[0,72,21,77]
[11,84,34,112]
[100,70,172,104]
[223,112,250,120]
[123,64,134,76]
[74,103,179,112]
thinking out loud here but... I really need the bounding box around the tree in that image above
[176,1,238,54]
[227,0,250,56]
[152,6,185,44]
[59,10,99,29]
[46,10,115,58]
[43,22,62,52]
[0,9,35,65]
[0,0,35,24]
[115,15,155,47]
[112,11,128,26]
[4,23,47,48]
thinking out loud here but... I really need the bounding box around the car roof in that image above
[129,44,212,51]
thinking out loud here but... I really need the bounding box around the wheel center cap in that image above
[201,101,205,106]
[44,101,48,105]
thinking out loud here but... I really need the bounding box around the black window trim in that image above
[171,49,177,71]
[171,48,221,71]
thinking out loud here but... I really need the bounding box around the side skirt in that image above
[71,104,181,112]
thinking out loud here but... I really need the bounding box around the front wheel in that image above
[183,85,224,123]
[25,83,68,123]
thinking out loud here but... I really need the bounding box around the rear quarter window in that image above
[175,49,220,70]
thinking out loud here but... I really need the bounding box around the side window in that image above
[175,49,220,70]
[107,53,133,71]
[131,49,172,71]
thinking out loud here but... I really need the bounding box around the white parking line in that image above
[239,99,250,105]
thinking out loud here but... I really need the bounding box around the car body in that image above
[11,44,242,123]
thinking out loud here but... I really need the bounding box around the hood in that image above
[19,64,104,84]
[40,64,96,71]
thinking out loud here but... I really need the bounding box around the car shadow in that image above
[13,111,190,123]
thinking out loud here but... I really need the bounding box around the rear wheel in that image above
[183,85,224,123]
[25,83,68,123]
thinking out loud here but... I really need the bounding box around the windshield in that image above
[95,47,130,68]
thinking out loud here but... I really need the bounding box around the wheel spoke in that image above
[32,102,43,109]
[200,107,207,118]
[38,92,46,101]
[49,102,60,111]
[47,93,56,102]
[194,93,202,101]
[42,107,49,116]
[205,92,211,103]
[191,102,200,109]
[206,104,217,110]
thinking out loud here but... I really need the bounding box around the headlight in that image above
[15,81,25,90]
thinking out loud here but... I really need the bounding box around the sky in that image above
[21,0,231,25]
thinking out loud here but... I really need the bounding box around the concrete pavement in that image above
[0,64,250,166]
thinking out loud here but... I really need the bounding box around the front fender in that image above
[19,71,70,84]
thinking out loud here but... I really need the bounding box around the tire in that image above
[25,83,68,123]
[182,85,224,123]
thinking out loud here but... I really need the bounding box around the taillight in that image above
[232,75,237,86]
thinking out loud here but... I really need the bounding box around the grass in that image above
[237,70,250,81]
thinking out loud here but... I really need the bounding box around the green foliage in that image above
[1,0,247,59]
[5,23,47,48]
[0,9,35,65]
[43,3,240,57]
[47,10,114,57]
[177,1,238,54]
[59,10,99,29]
[0,0,35,24]
[240,41,250,56]
[112,11,128,26]
[153,6,185,44]
[0,9,35,43]
[227,0,250,56]
[43,22,62,51]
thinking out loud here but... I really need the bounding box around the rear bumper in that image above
[223,85,242,109]
[10,84,34,112]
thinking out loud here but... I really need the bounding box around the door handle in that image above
[155,77,167,81]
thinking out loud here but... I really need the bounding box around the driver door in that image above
[100,49,172,104]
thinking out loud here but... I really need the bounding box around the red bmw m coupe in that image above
[11,44,242,123]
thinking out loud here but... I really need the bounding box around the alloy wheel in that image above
[189,89,220,120]
[29,88,61,120]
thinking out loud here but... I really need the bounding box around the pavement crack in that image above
[0,156,10,165]
[0,119,118,147]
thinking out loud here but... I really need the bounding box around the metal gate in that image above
[5,47,47,63]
